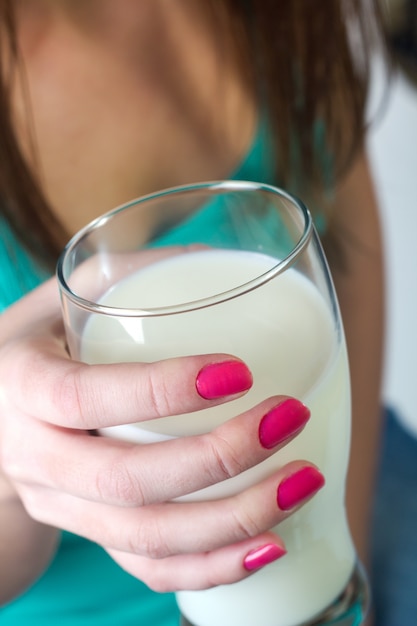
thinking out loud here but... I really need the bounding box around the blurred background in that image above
[368,0,417,434]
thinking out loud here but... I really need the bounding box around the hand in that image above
[0,278,323,593]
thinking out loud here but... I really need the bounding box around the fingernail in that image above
[196,360,253,400]
[243,543,287,571]
[259,398,310,449]
[277,466,325,511]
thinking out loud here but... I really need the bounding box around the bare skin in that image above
[0,0,384,610]
[13,0,256,233]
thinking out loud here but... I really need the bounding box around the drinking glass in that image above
[57,181,369,626]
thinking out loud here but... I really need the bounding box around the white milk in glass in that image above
[80,249,355,626]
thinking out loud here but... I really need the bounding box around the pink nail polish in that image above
[243,543,286,571]
[196,360,253,400]
[277,466,325,511]
[259,399,310,449]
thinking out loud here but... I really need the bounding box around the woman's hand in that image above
[0,278,323,594]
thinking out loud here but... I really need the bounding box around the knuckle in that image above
[51,365,86,426]
[52,364,105,429]
[140,368,172,419]
[129,517,171,560]
[95,460,146,507]
[230,505,262,541]
[205,433,246,482]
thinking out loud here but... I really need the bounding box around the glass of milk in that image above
[57,181,369,626]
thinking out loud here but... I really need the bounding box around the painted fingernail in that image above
[243,543,287,571]
[277,466,325,511]
[196,360,253,400]
[259,398,310,449]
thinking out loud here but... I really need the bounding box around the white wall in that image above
[367,58,417,436]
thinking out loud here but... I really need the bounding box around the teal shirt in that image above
[0,217,49,312]
[0,120,278,625]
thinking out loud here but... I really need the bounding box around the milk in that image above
[80,249,355,626]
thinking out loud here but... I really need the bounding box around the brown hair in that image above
[0,0,387,268]
[0,1,67,268]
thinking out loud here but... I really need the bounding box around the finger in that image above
[7,340,253,428]
[7,397,311,505]
[18,461,324,558]
[107,531,286,592]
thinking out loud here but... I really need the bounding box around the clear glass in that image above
[57,181,369,626]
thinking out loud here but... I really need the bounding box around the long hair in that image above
[0,0,388,268]
[0,1,67,267]
[220,0,388,196]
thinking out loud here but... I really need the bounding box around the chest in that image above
[13,1,256,235]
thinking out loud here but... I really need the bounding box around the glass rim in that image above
[56,180,313,317]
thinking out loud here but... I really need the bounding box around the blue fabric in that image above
[370,407,417,626]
